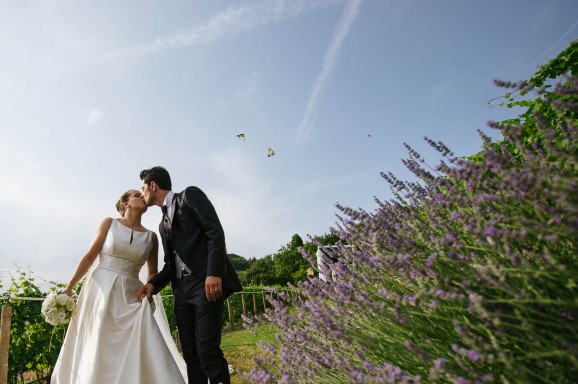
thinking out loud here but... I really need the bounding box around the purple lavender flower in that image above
[243,70,578,384]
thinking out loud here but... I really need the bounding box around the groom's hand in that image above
[205,276,223,301]
[137,283,154,302]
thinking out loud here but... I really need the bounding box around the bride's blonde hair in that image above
[115,190,133,217]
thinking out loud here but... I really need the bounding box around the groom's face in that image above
[141,181,155,207]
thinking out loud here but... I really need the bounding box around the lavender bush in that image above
[244,73,578,381]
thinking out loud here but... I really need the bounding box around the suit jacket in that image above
[149,186,242,299]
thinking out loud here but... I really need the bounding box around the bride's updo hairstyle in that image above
[115,190,133,217]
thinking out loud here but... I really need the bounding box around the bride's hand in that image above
[63,287,73,297]
[137,283,154,302]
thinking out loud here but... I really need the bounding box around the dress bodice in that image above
[96,219,153,278]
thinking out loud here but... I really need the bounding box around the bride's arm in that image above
[63,217,113,296]
[146,232,159,282]
[137,233,159,302]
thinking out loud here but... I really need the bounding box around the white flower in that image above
[42,296,56,310]
[56,294,69,305]
[41,292,77,326]
[57,311,66,323]
[66,299,75,311]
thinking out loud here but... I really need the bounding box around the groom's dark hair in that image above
[140,166,172,190]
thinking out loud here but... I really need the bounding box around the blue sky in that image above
[1,0,577,287]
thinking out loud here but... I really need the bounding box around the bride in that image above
[51,189,187,384]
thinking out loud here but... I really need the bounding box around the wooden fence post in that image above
[0,304,12,384]
[227,298,234,330]
[241,293,246,317]
[252,292,257,315]
[262,291,266,310]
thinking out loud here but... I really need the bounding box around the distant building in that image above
[316,245,352,281]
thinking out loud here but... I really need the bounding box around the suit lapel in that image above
[170,193,179,226]
[160,220,171,241]
[159,192,178,242]
[161,193,179,232]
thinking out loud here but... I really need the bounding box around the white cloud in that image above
[294,0,361,143]
[0,172,104,228]
[0,173,109,288]
[219,71,260,105]
[87,108,103,125]
[527,19,578,72]
[429,70,458,101]
[202,147,291,257]
[104,0,342,62]
[197,145,372,258]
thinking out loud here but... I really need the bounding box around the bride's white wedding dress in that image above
[51,219,187,384]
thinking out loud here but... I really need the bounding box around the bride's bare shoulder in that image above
[99,217,114,228]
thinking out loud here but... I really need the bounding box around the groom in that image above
[137,166,242,384]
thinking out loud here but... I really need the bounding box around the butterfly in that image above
[267,147,275,157]
[236,133,246,141]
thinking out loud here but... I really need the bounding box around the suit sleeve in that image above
[148,222,172,294]
[183,186,227,277]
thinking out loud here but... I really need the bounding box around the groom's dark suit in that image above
[149,186,241,384]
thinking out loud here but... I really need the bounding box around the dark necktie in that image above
[161,205,171,236]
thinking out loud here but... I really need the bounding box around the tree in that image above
[238,233,341,286]
[227,253,251,271]
[273,234,309,285]
[483,39,578,162]
[243,255,280,286]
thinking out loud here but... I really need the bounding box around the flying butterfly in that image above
[267,147,275,157]
[236,133,246,141]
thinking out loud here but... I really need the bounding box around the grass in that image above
[222,324,278,384]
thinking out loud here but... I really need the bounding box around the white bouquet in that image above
[41,292,77,325]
